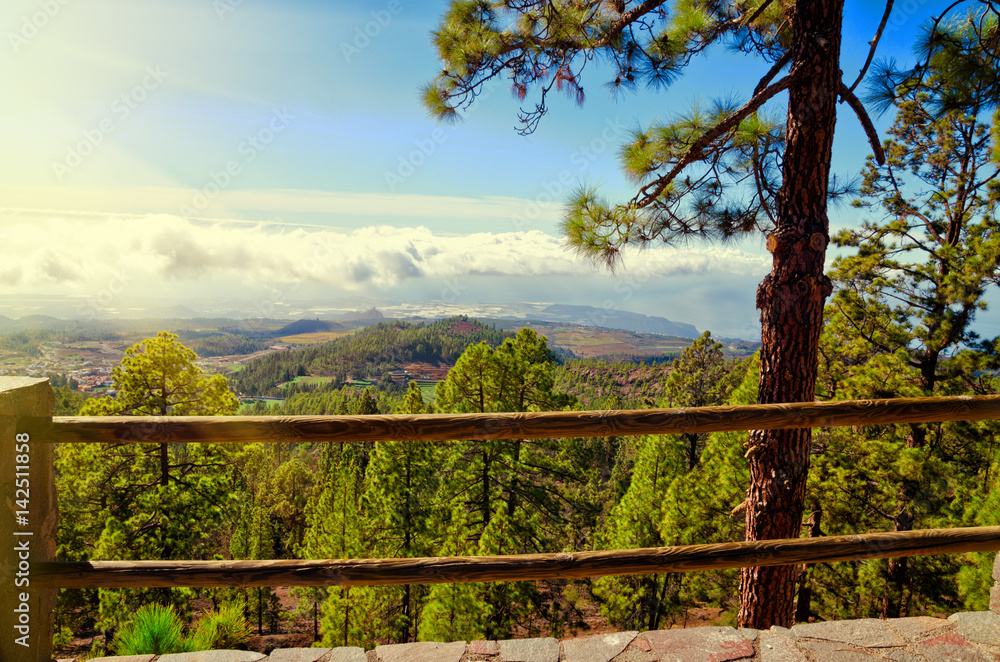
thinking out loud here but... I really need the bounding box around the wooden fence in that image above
[3,378,1000,661]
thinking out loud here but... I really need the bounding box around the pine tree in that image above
[359,382,443,642]
[422,329,580,640]
[817,25,1000,617]
[595,353,756,628]
[423,0,892,627]
[662,331,747,470]
[56,332,240,635]
[301,444,369,647]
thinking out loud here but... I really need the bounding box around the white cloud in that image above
[0,212,770,296]
[0,185,565,227]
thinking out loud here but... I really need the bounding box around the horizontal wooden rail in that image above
[21,394,1000,444]
[35,526,1000,589]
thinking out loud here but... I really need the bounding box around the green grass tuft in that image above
[111,603,192,656]
[188,601,252,651]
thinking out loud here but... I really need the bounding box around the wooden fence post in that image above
[991,552,1000,615]
[1,377,56,662]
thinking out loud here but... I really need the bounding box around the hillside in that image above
[555,359,672,408]
[274,318,345,335]
[228,316,510,396]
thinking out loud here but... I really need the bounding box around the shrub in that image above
[188,601,252,651]
[111,603,191,656]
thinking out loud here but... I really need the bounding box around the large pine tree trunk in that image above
[737,0,842,630]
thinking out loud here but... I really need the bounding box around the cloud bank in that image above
[0,213,770,296]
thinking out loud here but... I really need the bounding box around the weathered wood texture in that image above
[34,526,1000,589]
[23,394,1000,444]
[1,378,56,662]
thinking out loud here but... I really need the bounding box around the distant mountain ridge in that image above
[539,304,699,338]
[0,300,710,340]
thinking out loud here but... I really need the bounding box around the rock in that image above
[157,651,267,662]
[324,648,368,662]
[374,641,465,662]
[86,656,155,662]
[640,626,755,662]
[991,584,1000,615]
[993,551,1000,583]
[947,610,1000,646]
[794,640,889,662]
[791,618,905,647]
[498,637,560,662]
[268,648,339,662]
[910,632,994,662]
[757,630,806,662]
[469,640,500,656]
[885,616,949,642]
[560,631,636,662]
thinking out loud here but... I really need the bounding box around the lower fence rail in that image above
[37,526,1000,589]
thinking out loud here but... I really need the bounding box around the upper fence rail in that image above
[22,393,1000,444]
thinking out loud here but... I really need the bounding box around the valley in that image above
[0,310,758,400]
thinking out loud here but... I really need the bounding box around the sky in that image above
[0,0,982,338]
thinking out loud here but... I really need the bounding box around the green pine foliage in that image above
[593,353,757,629]
[300,443,370,647]
[187,602,252,651]
[55,332,241,636]
[802,40,1000,620]
[110,603,192,656]
[419,329,584,640]
[554,359,670,408]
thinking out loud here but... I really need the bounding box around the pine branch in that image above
[839,82,886,166]
[753,49,791,97]
[845,0,894,96]
[634,72,799,208]
[602,0,671,47]
[742,0,776,28]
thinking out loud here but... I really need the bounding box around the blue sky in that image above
[0,0,978,338]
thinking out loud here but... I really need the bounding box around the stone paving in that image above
[67,560,1000,662]
[73,611,1000,662]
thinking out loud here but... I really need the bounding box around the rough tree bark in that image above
[737,0,843,630]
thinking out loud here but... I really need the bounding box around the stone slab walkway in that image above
[72,611,1000,662]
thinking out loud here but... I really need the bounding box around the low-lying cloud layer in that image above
[0,213,770,296]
